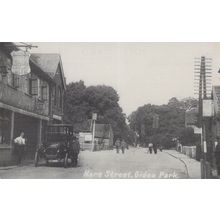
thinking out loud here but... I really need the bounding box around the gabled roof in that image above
[30,53,66,89]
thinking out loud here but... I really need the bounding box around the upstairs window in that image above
[40,81,48,101]
[54,86,57,106]
[29,78,38,96]
[58,87,62,108]
[12,74,19,89]
[0,66,8,84]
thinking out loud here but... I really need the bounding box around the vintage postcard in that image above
[0,42,219,179]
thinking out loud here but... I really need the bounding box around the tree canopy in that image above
[64,81,133,143]
[128,97,199,148]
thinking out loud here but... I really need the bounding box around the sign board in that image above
[92,113,97,120]
[203,99,214,117]
[11,50,30,75]
[193,126,202,134]
[52,114,62,121]
[85,134,93,142]
[203,141,207,153]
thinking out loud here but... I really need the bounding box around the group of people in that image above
[115,139,128,154]
[147,142,163,154]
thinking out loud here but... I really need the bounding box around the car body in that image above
[34,124,80,168]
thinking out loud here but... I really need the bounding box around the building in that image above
[30,53,66,124]
[0,43,66,166]
[79,123,114,151]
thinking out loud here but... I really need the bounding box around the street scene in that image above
[0,42,220,179]
[0,147,200,179]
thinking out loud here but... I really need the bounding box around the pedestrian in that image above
[153,143,158,154]
[148,142,153,154]
[115,138,121,154]
[14,132,26,164]
[215,139,220,176]
[121,139,127,154]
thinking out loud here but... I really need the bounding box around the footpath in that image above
[0,160,33,171]
[164,150,201,179]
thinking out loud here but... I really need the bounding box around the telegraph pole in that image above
[194,56,212,178]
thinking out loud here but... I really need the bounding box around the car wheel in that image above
[34,151,39,167]
[64,153,68,168]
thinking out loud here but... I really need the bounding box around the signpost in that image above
[91,113,97,151]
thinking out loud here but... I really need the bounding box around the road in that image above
[0,147,189,179]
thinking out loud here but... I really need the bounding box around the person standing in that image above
[14,132,26,164]
[121,139,127,154]
[153,143,158,154]
[115,138,121,154]
[148,142,153,154]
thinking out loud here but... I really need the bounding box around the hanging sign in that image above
[11,50,30,75]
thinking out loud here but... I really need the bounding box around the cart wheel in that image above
[34,151,39,167]
[64,153,68,168]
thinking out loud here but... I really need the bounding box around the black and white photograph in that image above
[2,2,220,220]
[1,42,220,179]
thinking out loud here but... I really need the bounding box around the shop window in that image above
[0,111,10,146]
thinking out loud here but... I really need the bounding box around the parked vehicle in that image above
[34,124,80,168]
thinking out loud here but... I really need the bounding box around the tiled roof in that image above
[30,53,61,77]
[30,53,66,89]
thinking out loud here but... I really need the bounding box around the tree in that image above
[129,97,198,148]
[64,81,131,143]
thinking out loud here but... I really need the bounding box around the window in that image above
[12,74,19,88]
[29,78,38,96]
[0,110,10,146]
[0,68,7,83]
[58,87,62,108]
[54,86,57,105]
[41,86,47,101]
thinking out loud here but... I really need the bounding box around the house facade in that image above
[0,43,66,165]
[79,123,114,151]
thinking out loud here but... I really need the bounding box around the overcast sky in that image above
[31,43,220,115]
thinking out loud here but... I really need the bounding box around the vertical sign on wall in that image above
[11,50,31,75]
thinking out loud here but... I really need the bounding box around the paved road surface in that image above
[0,147,189,179]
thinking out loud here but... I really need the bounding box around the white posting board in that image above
[203,99,214,117]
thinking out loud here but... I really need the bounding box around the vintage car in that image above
[34,124,80,168]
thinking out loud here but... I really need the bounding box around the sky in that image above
[30,42,220,115]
